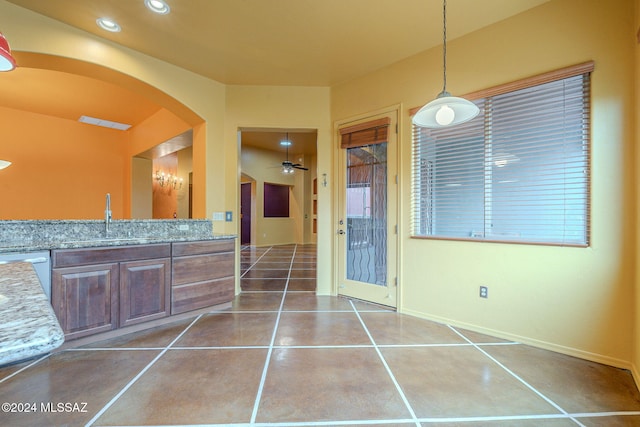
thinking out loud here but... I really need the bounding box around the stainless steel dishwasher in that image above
[0,251,51,299]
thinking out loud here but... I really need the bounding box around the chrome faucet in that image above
[105,193,112,235]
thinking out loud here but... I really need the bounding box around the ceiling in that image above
[5,0,548,87]
[1,0,548,155]
[241,130,318,158]
[0,66,161,125]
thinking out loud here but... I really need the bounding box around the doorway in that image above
[241,182,252,245]
[336,111,398,308]
[131,130,194,219]
[239,129,317,247]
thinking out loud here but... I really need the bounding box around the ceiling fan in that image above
[280,133,308,174]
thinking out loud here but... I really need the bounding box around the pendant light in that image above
[0,32,17,72]
[0,32,16,169]
[412,0,479,128]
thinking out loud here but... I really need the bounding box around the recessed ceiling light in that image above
[96,17,121,32]
[145,0,170,14]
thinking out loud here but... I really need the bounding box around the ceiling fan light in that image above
[412,93,480,128]
[282,165,294,174]
[0,32,17,72]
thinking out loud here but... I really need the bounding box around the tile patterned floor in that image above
[2,244,640,426]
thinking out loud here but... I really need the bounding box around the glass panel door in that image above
[346,143,387,285]
[337,112,397,307]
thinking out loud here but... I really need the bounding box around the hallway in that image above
[1,244,640,426]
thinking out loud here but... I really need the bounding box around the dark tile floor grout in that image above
[2,244,640,426]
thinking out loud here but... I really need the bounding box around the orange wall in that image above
[0,105,198,220]
[0,106,128,219]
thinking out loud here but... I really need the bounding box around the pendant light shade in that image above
[412,91,479,128]
[0,32,17,72]
[0,160,12,170]
[412,0,479,128]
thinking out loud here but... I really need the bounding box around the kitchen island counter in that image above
[0,262,64,366]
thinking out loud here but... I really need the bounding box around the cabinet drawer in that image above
[53,244,171,268]
[171,277,234,314]
[172,252,234,286]
[171,240,234,257]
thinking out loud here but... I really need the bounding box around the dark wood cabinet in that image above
[171,240,235,314]
[52,244,171,339]
[51,263,119,340]
[51,239,235,340]
[120,258,170,327]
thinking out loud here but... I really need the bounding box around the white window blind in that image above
[411,65,592,246]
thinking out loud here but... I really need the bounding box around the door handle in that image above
[337,229,345,235]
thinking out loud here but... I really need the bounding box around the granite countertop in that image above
[0,234,237,253]
[0,219,236,253]
[0,262,64,366]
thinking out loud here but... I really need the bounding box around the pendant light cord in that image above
[441,0,448,95]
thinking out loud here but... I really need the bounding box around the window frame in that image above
[410,61,594,247]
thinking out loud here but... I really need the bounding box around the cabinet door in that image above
[52,263,119,340]
[120,258,170,327]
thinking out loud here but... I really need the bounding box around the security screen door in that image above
[337,112,397,308]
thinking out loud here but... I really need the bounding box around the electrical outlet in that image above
[225,211,232,222]
[479,286,488,298]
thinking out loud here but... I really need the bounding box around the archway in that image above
[0,52,206,219]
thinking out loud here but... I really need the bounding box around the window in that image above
[411,62,593,246]
[346,186,371,218]
[264,183,290,218]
